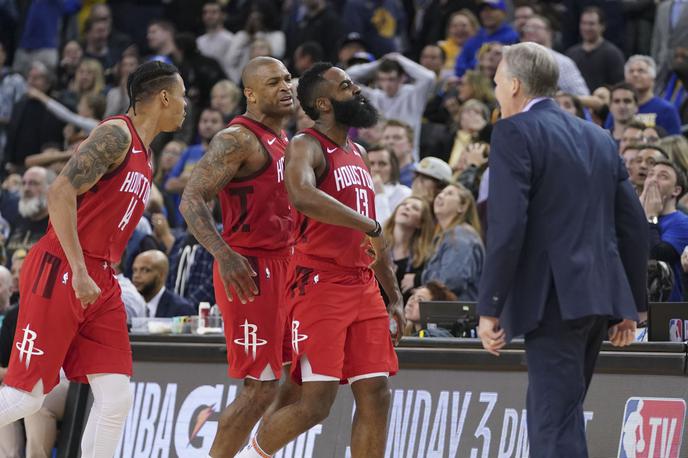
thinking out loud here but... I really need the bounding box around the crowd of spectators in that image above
[0,0,686,362]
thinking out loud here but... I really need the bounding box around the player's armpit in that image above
[60,121,131,194]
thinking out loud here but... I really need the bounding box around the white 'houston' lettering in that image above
[333,165,374,192]
[119,171,151,202]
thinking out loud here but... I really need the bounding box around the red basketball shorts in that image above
[4,236,131,394]
[214,254,291,380]
[286,257,398,384]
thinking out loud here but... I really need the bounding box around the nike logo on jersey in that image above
[326,147,337,154]
[132,148,143,154]
[268,138,276,145]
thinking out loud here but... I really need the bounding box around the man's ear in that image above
[316,96,331,114]
[244,87,255,104]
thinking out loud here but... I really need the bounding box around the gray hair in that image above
[502,42,559,98]
[624,55,657,79]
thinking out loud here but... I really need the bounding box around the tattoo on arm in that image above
[180,128,251,256]
[60,123,130,192]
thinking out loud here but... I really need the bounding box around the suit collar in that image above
[526,98,557,112]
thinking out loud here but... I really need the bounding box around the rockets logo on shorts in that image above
[291,320,308,354]
[617,397,686,458]
[15,324,44,369]
[233,319,267,360]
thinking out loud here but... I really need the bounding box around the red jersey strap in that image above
[99,115,149,156]
[300,128,361,153]
[229,115,287,148]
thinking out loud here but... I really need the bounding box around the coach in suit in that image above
[477,42,648,457]
[132,250,196,318]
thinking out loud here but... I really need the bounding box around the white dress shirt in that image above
[146,286,166,318]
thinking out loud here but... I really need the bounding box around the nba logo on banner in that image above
[669,319,683,342]
[618,397,686,458]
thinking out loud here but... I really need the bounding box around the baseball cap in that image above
[479,0,507,12]
[414,157,453,183]
[339,32,367,50]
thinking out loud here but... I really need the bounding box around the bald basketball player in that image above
[180,57,298,457]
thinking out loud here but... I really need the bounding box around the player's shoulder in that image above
[211,124,260,153]
[289,131,322,151]
[84,118,132,155]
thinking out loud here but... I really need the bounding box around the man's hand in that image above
[400,273,415,293]
[608,319,637,347]
[217,247,258,304]
[72,269,101,308]
[478,316,506,356]
[388,297,405,346]
[640,179,663,218]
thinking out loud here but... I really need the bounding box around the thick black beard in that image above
[330,95,378,128]
[139,282,160,300]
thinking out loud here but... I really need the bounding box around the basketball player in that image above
[180,56,298,457]
[0,60,186,456]
[237,62,404,458]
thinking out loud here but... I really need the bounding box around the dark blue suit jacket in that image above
[478,99,649,340]
[155,288,196,318]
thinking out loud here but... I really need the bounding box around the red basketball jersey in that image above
[44,115,152,263]
[293,128,376,269]
[219,115,293,256]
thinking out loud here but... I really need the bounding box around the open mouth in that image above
[280,95,293,105]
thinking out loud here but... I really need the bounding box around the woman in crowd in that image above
[438,10,479,76]
[403,280,457,337]
[210,79,243,124]
[59,58,105,109]
[422,183,484,300]
[458,70,496,107]
[411,156,453,203]
[556,92,585,119]
[105,52,140,117]
[369,144,412,224]
[56,40,83,91]
[447,98,491,175]
[383,196,435,300]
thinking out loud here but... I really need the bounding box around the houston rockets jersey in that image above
[293,128,376,269]
[45,115,152,263]
[219,115,293,256]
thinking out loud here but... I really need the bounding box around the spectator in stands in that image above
[132,250,196,317]
[112,260,146,322]
[382,119,418,187]
[355,118,385,148]
[59,58,106,110]
[458,70,495,107]
[609,82,640,145]
[411,156,453,203]
[88,3,133,61]
[454,0,518,78]
[0,41,25,160]
[657,45,688,122]
[165,108,224,225]
[105,52,140,117]
[11,0,80,75]
[422,183,483,299]
[6,167,54,261]
[293,41,325,77]
[448,99,491,174]
[225,1,285,83]
[556,92,585,119]
[384,196,435,300]
[349,53,435,159]
[403,281,458,337]
[420,44,448,82]
[166,226,216,306]
[82,17,119,71]
[342,0,406,57]
[196,1,234,79]
[4,62,64,171]
[659,136,688,190]
[619,120,647,155]
[0,266,11,321]
[56,40,82,91]
[652,1,688,94]
[476,41,503,81]
[26,87,104,137]
[513,2,536,38]
[622,144,645,195]
[284,0,342,66]
[438,10,479,76]
[636,144,672,193]
[522,15,590,97]
[337,32,369,69]
[173,32,226,111]
[566,7,625,93]
[210,80,242,124]
[642,158,688,301]
[369,144,412,224]
[622,55,682,135]
[147,19,177,61]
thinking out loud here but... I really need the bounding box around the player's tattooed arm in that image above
[180,126,251,257]
[60,121,131,194]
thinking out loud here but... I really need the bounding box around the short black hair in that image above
[654,158,688,199]
[297,61,333,121]
[296,41,324,63]
[127,60,180,115]
[148,19,175,33]
[378,59,403,76]
[582,6,605,26]
[610,82,639,104]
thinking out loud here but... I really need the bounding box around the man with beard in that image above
[180,56,299,457]
[131,250,195,318]
[6,167,55,260]
[237,62,404,458]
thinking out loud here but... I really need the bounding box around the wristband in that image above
[366,219,382,238]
